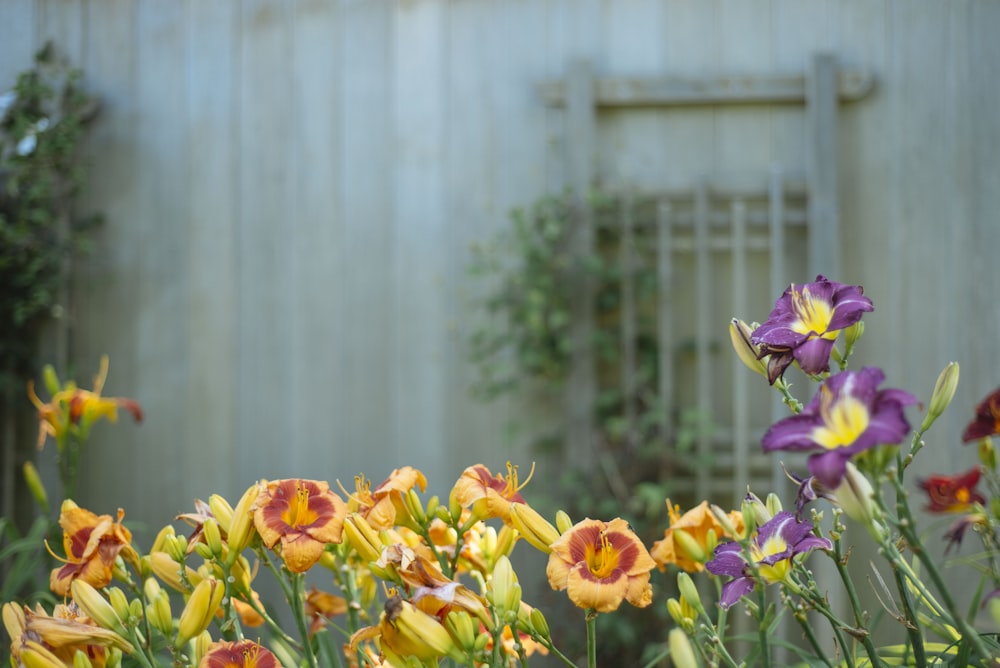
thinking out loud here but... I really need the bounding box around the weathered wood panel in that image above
[0,0,995,542]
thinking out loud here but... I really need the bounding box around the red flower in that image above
[962,387,1000,442]
[917,466,986,513]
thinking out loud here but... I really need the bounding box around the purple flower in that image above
[761,367,917,488]
[752,276,873,383]
[706,511,832,609]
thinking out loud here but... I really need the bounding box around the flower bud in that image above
[494,524,517,559]
[71,580,126,636]
[73,649,95,668]
[128,599,143,623]
[176,578,224,647]
[151,525,176,554]
[554,510,573,534]
[226,482,261,564]
[202,518,223,557]
[729,318,768,377]
[843,320,864,350]
[21,461,49,514]
[425,495,440,520]
[509,503,560,554]
[149,551,199,592]
[145,585,173,636]
[42,365,61,396]
[921,362,960,432]
[672,529,706,564]
[709,504,740,538]
[676,572,705,617]
[207,494,234,534]
[193,630,213,664]
[343,513,383,563]
[20,641,67,668]
[164,534,188,563]
[444,610,477,651]
[765,493,783,517]
[529,607,550,640]
[668,628,699,668]
[194,542,214,561]
[832,463,884,540]
[742,492,770,532]
[404,488,426,524]
[489,555,521,622]
[107,587,130,622]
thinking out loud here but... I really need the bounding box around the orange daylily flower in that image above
[451,462,533,522]
[304,587,348,635]
[3,601,133,668]
[252,479,348,573]
[546,517,656,613]
[345,466,428,530]
[651,500,745,573]
[199,639,284,668]
[49,500,138,597]
[28,355,143,451]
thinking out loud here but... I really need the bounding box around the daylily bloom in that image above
[304,587,348,635]
[651,500,744,573]
[49,500,138,597]
[28,356,143,451]
[751,276,873,383]
[344,466,428,530]
[917,466,986,513]
[199,639,284,668]
[761,367,917,487]
[546,517,656,613]
[3,601,133,667]
[252,479,348,573]
[451,462,532,522]
[943,512,988,553]
[962,386,1000,442]
[706,511,832,609]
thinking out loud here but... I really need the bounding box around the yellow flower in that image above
[253,479,348,573]
[28,356,143,451]
[49,501,138,597]
[3,601,133,667]
[451,462,533,522]
[345,467,428,530]
[546,517,656,613]
[650,500,744,573]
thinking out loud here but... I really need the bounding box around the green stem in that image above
[289,572,319,668]
[791,609,835,668]
[891,567,926,668]
[586,609,597,668]
[756,588,770,667]
[537,636,580,668]
[830,541,880,667]
[127,627,159,668]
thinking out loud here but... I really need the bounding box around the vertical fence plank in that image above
[730,198,748,507]
[657,200,674,452]
[694,179,711,499]
[768,164,788,495]
[565,60,596,471]
[620,192,637,452]
[807,53,840,278]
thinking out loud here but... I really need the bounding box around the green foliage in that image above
[0,42,101,392]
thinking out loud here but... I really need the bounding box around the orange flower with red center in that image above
[252,479,347,573]
[546,517,656,613]
[451,462,532,522]
[49,500,138,597]
[346,466,428,530]
[199,639,283,668]
[651,500,745,573]
[304,587,348,635]
[28,356,143,451]
[917,466,987,513]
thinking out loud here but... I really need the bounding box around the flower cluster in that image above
[6,274,1000,667]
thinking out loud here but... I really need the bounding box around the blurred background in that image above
[1,0,998,641]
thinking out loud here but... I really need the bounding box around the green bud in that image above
[22,461,49,515]
[765,493,783,517]
[528,607,550,640]
[676,573,705,617]
[555,510,573,535]
[73,649,95,668]
[921,362,959,432]
[843,320,864,350]
[107,588,130,622]
[202,518,223,557]
[672,529,706,564]
[194,542,215,561]
[42,365,61,396]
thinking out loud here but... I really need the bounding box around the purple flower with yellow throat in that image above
[752,276,873,383]
[706,511,831,609]
[761,367,916,488]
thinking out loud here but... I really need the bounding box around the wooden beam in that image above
[538,68,874,108]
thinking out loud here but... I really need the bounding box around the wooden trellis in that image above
[539,54,874,505]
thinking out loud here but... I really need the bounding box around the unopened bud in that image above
[164,535,188,563]
[729,319,767,377]
[404,488,426,524]
[71,580,126,636]
[489,556,521,622]
[20,640,68,668]
[444,610,477,651]
[107,588,130,622]
[202,518,223,557]
[151,525,176,554]
[668,628,698,668]
[343,514,383,563]
[509,503,559,554]
[921,362,960,432]
[554,510,573,534]
[709,504,739,538]
[672,529,706,564]
[843,321,864,350]
[42,365,61,396]
[529,607,550,640]
[226,482,260,564]
[73,649,95,668]
[494,524,516,558]
[676,573,705,617]
[21,462,49,514]
[980,438,998,471]
[207,494,234,534]
[176,578,224,647]
[765,493,783,517]
[194,542,214,561]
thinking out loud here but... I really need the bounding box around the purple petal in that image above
[793,338,835,375]
[808,450,852,488]
[706,543,747,578]
[762,414,825,452]
[719,577,755,609]
[827,284,874,330]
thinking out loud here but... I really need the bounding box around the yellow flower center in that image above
[955,488,970,504]
[283,483,319,528]
[585,531,619,579]
[354,475,374,506]
[811,385,870,450]
[750,534,790,583]
[789,286,837,339]
[241,643,261,668]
